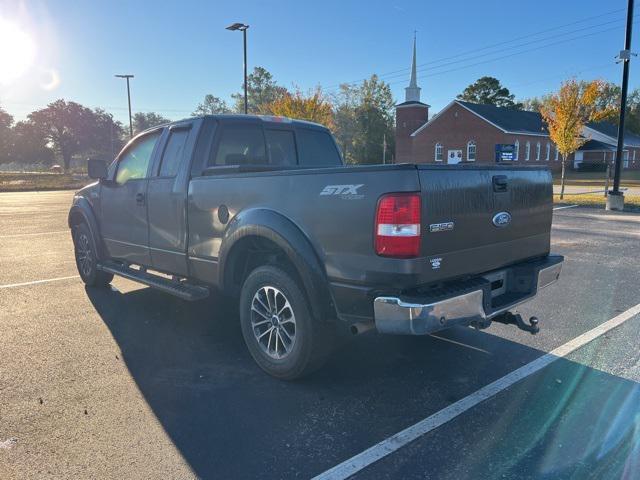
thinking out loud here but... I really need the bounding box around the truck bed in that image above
[188,162,552,322]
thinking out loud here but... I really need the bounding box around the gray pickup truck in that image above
[69,115,563,379]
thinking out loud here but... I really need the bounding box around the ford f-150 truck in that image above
[69,115,563,379]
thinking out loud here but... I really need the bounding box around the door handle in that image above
[136,193,146,205]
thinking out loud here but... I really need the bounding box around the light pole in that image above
[115,74,134,137]
[226,23,249,114]
[609,0,635,211]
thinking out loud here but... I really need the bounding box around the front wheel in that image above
[73,223,113,287]
[239,266,332,380]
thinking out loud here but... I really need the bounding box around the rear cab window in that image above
[265,129,297,166]
[210,124,267,166]
[296,128,342,167]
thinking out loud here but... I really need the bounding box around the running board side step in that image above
[98,261,210,301]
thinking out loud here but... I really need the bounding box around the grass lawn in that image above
[554,193,640,211]
[553,170,640,187]
[0,173,91,192]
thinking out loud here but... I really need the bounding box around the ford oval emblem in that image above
[492,211,512,227]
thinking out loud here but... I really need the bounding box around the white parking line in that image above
[0,230,68,238]
[313,301,640,480]
[553,204,578,211]
[0,275,79,289]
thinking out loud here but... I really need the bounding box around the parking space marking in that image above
[313,302,640,480]
[429,334,490,354]
[553,204,578,211]
[0,230,68,238]
[0,275,79,289]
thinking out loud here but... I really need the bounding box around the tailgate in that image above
[418,165,552,280]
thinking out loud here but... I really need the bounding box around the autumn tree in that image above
[132,112,170,134]
[264,87,334,129]
[540,79,615,199]
[192,94,231,115]
[458,76,522,108]
[579,81,640,133]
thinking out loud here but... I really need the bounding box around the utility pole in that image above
[608,0,635,211]
[243,27,248,114]
[383,134,387,164]
[226,23,250,114]
[115,74,134,137]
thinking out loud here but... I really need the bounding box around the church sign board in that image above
[495,144,515,162]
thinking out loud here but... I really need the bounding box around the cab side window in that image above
[297,129,342,167]
[115,132,161,185]
[159,128,190,177]
[211,125,267,166]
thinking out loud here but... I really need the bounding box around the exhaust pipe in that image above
[350,321,376,335]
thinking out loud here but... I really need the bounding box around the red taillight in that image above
[375,193,421,258]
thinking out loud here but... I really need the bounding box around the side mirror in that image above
[88,159,108,180]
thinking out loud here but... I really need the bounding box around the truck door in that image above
[146,122,196,276]
[100,129,162,266]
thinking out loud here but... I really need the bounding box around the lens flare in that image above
[0,18,36,85]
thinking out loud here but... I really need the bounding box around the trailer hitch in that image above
[492,311,539,335]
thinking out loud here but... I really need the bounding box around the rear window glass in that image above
[297,129,342,167]
[265,129,297,166]
[159,128,190,177]
[211,125,267,166]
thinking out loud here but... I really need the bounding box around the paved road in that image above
[1,191,639,479]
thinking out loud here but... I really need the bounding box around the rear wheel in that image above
[239,266,332,380]
[73,223,113,287]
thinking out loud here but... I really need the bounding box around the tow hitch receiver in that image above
[493,311,539,335]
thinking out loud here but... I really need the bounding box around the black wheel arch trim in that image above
[219,208,336,322]
[68,197,105,261]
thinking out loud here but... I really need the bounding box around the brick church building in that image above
[395,40,640,171]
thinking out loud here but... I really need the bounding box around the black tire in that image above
[73,223,113,287]
[239,265,333,380]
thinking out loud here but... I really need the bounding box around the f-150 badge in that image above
[429,222,454,233]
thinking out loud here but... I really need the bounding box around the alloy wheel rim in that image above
[76,233,93,277]
[251,286,296,359]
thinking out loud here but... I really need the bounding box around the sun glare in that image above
[0,18,36,85]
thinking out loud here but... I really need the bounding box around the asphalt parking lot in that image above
[1,190,639,479]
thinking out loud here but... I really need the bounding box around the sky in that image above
[0,0,637,124]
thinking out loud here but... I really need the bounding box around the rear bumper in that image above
[373,255,563,335]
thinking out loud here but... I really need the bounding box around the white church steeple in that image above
[405,33,421,103]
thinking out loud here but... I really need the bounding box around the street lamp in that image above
[226,22,249,114]
[115,74,134,137]
[608,0,635,211]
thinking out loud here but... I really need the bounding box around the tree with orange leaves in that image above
[540,79,616,199]
[264,87,334,130]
